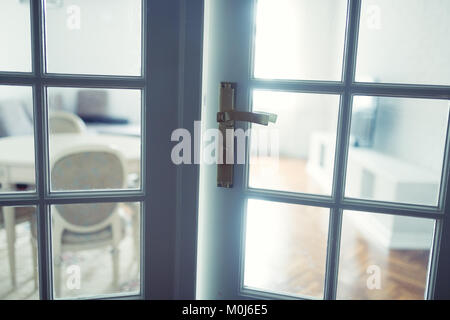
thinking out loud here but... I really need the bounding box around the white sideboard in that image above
[307,131,438,250]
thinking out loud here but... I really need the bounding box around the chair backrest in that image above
[0,100,34,138]
[51,146,126,227]
[49,111,87,134]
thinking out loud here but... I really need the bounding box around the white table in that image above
[0,133,141,286]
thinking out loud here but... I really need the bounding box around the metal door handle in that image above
[217,82,277,188]
[217,110,277,126]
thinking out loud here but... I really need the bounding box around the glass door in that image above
[198,0,450,300]
[0,0,189,300]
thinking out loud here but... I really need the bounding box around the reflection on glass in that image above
[249,91,340,196]
[44,0,142,76]
[0,0,32,72]
[0,86,35,193]
[337,210,434,300]
[51,202,141,299]
[254,0,347,81]
[244,199,329,299]
[345,96,449,206]
[0,206,38,300]
[47,87,142,192]
[356,0,450,85]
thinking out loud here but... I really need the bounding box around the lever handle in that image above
[217,82,277,188]
[217,111,277,126]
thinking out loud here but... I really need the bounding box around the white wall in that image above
[373,98,449,174]
[356,0,450,85]
[0,0,32,72]
[1,0,142,124]
[255,0,346,159]
[255,91,340,159]
[358,0,450,174]
[45,0,141,76]
[269,0,450,167]
[0,0,33,111]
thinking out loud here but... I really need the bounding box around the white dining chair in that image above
[49,145,127,296]
[49,111,87,134]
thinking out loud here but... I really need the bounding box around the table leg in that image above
[3,206,16,287]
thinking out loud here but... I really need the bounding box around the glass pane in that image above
[345,96,449,206]
[0,206,39,300]
[244,199,330,299]
[254,0,348,81]
[44,0,142,76]
[47,87,142,192]
[0,86,35,193]
[356,0,450,85]
[249,91,340,196]
[337,210,434,300]
[0,0,32,72]
[51,202,141,299]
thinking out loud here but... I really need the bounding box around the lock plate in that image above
[217,82,235,188]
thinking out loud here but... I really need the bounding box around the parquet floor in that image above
[246,157,430,300]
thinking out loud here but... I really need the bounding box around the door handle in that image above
[217,82,277,188]
[217,110,277,126]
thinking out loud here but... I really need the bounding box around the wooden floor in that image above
[246,157,430,300]
[338,224,429,300]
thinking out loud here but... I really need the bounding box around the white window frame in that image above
[0,0,204,300]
